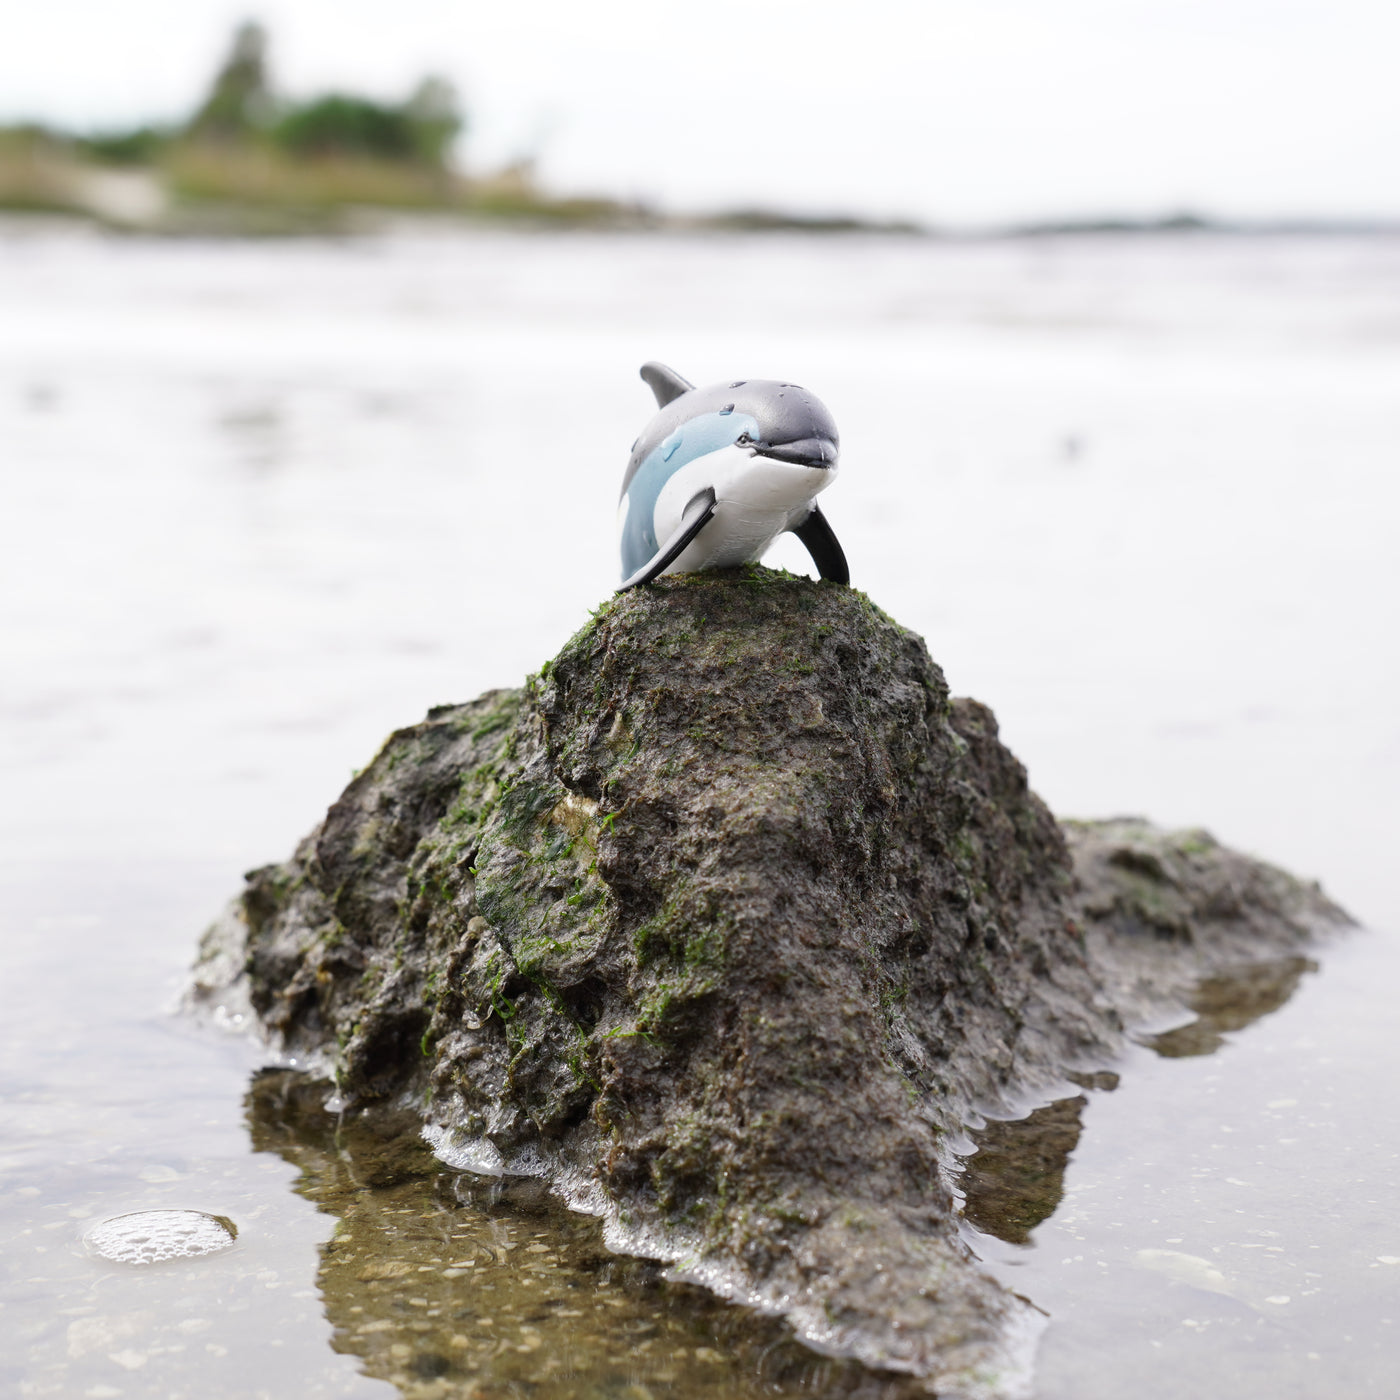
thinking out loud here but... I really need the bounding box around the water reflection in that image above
[245,951,1327,1397]
[961,955,1317,1248]
[1144,956,1317,1060]
[962,1097,1087,1247]
[247,1070,922,1400]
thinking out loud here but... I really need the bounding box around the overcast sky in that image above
[4,0,1397,224]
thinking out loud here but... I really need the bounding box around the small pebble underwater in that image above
[2,226,1398,1397]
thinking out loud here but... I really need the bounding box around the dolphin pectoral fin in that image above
[791,503,850,585]
[618,487,717,591]
[639,362,695,409]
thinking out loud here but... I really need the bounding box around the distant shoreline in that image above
[0,167,1396,244]
[1,202,1395,241]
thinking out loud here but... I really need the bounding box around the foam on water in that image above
[85,1209,237,1264]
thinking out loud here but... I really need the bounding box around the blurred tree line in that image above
[0,19,650,228]
[78,21,462,170]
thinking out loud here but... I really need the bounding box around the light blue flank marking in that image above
[620,410,759,579]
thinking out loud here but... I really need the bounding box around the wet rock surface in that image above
[190,568,1348,1396]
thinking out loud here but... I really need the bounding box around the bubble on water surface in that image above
[85,1210,237,1264]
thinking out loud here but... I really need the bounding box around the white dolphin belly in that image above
[645,445,837,577]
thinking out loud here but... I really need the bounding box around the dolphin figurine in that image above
[616,362,849,590]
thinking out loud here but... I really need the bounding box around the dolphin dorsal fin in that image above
[639,361,694,409]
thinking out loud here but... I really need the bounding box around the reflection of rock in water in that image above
[1146,956,1318,1059]
[961,1096,1087,1247]
[246,1068,924,1400]
[960,950,1321,1246]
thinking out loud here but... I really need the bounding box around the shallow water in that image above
[965,934,1400,1398]
[1,225,1398,1397]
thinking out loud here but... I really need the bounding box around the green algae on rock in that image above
[190,567,1348,1396]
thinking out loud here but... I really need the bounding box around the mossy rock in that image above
[191,567,1347,1394]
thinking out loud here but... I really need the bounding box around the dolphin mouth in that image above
[755,437,837,469]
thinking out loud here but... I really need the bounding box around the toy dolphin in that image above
[617,362,849,590]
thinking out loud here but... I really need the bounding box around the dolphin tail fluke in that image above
[618,487,717,591]
[639,362,695,409]
[791,503,850,585]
